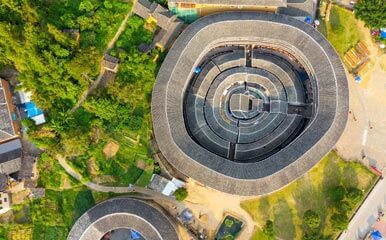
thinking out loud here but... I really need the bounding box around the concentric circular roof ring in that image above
[67,198,180,240]
[152,12,348,195]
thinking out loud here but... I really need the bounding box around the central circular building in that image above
[152,12,348,195]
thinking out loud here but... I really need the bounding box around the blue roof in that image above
[380,28,386,39]
[24,102,43,118]
[194,66,202,74]
[305,16,312,24]
[372,230,383,240]
[130,230,142,239]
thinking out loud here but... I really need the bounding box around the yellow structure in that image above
[343,41,370,73]
[169,0,285,18]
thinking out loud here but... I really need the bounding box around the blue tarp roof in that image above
[380,28,386,39]
[372,230,383,240]
[130,230,142,239]
[24,102,43,118]
[305,16,312,24]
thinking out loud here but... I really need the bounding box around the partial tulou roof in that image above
[67,197,180,240]
[169,0,287,7]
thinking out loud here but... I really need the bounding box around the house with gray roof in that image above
[0,139,22,175]
[0,79,18,143]
[133,0,184,50]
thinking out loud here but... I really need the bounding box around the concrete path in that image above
[70,3,135,113]
[104,1,135,54]
[56,155,181,204]
[339,172,386,240]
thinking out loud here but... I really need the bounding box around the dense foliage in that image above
[174,187,188,201]
[1,0,162,186]
[354,0,386,29]
[0,1,163,238]
[262,220,274,239]
[303,210,321,230]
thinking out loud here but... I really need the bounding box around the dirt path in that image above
[104,3,135,54]
[70,3,135,113]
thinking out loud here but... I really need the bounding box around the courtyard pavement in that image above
[336,21,386,240]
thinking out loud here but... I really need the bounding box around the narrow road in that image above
[56,155,182,205]
[339,172,386,240]
[70,2,136,113]
[104,1,135,54]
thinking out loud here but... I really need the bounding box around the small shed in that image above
[148,174,185,196]
[63,29,80,42]
[138,43,152,53]
[102,54,119,72]
[30,188,45,199]
[0,139,22,175]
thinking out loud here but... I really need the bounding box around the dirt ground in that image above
[336,21,386,171]
[184,179,257,239]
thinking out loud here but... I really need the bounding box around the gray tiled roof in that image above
[0,139,22,164]
[151,12,348,195]
[0,80,16,142]
[133,0,184,49]
[67,197,180,240]
[169,0,287,7]
[279,0,315,18]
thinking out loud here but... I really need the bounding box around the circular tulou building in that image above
[152,12,349,196]
[67,198,180,240]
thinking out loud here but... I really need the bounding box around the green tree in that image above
[354,0,386,29]
[336,200,352,214]
[346,188,364,207]
[224,218,234,228]
[303,210,321,230]
[329,185,346,204]
[330,212,348,230]
[262,220,275,239]
[174,187,188,201]
[79,1,97,12]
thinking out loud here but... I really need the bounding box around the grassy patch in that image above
[321,5,361,57]
[0,187,100,240]
[37,153,81,190]
[241,151,377,240]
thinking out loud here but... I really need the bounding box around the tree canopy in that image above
[174,187,188,201]
[354,0,386,28]
[262,220,275,239]
[303,210,321,230]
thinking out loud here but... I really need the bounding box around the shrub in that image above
[173,187,188,201]
[346,188,363,207]
[262,220,274,239]
[329,185,346,204]
[225,218,234,228]
[303,210,321,230]
[331,212,348,230]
